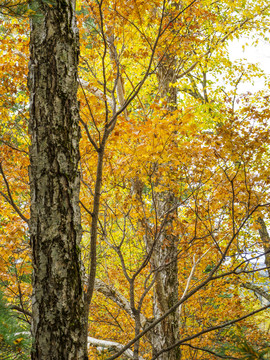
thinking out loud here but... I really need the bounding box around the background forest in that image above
[0,0,270,359]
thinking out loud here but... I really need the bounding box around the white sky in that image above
[228,35,270,92]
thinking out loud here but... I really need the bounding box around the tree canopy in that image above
[0,0,270,359]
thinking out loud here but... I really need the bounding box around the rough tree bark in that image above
[28,0,88,358]
[149,49,180,360]
[257,217,270,278]
[150,216,180,360]
[108,35,181,358]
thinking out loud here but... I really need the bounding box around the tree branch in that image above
[105,205,266,360]
[242,282,270,303]
[10,305,32,319]
[150,305,270,360]
[181,343,239,359]
[88,337,144,360]
[0,162,29,224]
[95,279,136,321]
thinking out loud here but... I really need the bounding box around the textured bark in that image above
[242,282,270,303]
[28,1,87,359]
[150,47,180,360]
[87,337,144,360]
[158,53,177,107]
[257,217,270,279]
[95,279,138,321]
[149,196,180,360]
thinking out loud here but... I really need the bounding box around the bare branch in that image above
[0,162,29,224]
[88,337,144,360]
[181,343,239,359]
[242,282,270,303]
[106,205,264,360]
[95,278,139,321]
[10,305,32,319]
[0,139,28,154]
[79,78,115,110]
[150,304,270,360]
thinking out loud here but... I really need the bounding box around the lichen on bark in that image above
[28,1,88,359]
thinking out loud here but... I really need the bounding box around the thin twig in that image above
[0,162,29,224]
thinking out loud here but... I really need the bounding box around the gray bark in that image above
[150,50,180,360]
[158,53,177,107]
[87,337,144,360]
[149,196,180,360]
[242,282,270,303]
[28,1,87,358]
[257,217,270,279]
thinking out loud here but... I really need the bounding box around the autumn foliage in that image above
[1,0,270,359]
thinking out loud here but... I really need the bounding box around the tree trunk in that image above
[257,217,270,279]
[28,1,87,358]
[149,51,180,360]
[150,195,180,360]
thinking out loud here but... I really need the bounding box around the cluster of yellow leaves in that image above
[1,0,270,358]
[0,14,30,311]
[77,0,270,357]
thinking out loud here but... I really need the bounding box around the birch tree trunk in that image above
[28,1,88,358]
[257,217,270,278]
[149,53,181,360]
[150,225,180,360]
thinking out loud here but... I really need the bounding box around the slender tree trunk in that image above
[257,217,270,279]
[28,1,88,358]
[150,196,180,360]
[149,52,180,360]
